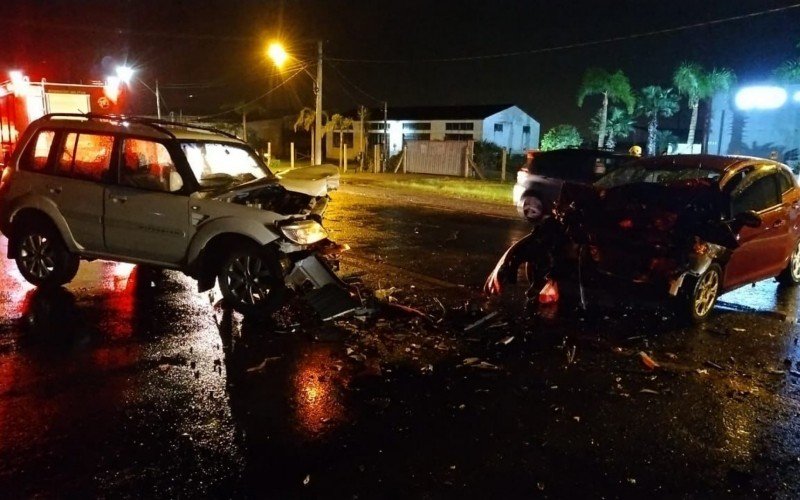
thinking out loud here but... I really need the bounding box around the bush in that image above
[540,125,582,151]
[473,140,503,171]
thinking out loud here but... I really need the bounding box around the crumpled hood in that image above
[276,164,340,197]
[558,179,737,249]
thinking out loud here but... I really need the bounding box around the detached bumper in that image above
[284,249,359,321]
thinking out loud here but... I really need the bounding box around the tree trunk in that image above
[647,116,658,156]
[605,134,615,150]
[597,92,608,149]
[686,100,699,151]
[311,128,315,162]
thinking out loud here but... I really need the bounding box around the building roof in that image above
[356,104,531,121]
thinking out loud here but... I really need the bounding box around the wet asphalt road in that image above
[3,181,800,498]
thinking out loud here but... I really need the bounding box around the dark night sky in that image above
[2,0,799,131]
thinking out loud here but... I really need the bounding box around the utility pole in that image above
[314,40,324,165]
[382,101,388,171]
[155,79,161,120]
[359,105,365,172]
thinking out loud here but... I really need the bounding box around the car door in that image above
[50,130,113,252]
[103,137,191,264]
[723,168,789,289]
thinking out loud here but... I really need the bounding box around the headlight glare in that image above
[279,219,328,245]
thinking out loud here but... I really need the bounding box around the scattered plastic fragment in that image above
[303,474,311,486]
[498,336,515,345]
[538,280,559,304]
[705,360,725,371]
[639,388,660,395]
[464,312,499,332]
[638,351,659,370]
[246,356,281,373]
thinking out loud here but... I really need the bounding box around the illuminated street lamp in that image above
[269,40,324,165]
[115,65,134,85]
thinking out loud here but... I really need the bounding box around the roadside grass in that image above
[388,176,513,204]
[344,172,514,205]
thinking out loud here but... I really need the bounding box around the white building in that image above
[326,104,540,161]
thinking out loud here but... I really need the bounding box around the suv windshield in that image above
[181,142,271,190]
[595,164,720,189]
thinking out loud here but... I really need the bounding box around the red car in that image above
[488,155,800,322]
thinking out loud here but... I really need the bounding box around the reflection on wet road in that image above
[2,188,800,497]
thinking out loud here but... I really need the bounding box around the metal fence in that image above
[405,140,467,176]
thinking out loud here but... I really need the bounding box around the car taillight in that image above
[618,218,634,229]
[0,167,10,191]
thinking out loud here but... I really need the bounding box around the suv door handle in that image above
[48,186,62,194]
[110,195,127,204]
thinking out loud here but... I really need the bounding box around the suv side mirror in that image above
[169,170,184,192]
[734,210,762,228]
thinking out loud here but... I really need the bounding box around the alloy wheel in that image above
[223,254,277,306]
[791,243,800,281]
[18,234,56,280]
[693,269,719,318]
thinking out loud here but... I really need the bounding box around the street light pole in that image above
[155,79,161,120]
[314,40,323,165]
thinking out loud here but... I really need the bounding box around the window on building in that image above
[121,138,182,192]
[522,125,531,134]
[367,133,386,147]
[403,133,431,141]
[444,133,472,141]
[21,130,55,172]
[333,132,355,148]
[368,123,388,130]
[402,122,431,131]
[494,123,504,133]
[57,132,114,182]
[445,122,474,131]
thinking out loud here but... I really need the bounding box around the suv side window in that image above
[731,173,780,214]
[120,138,183,192]
[57,132,115,182]
[20,130,56,172]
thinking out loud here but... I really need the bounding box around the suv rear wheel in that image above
[218,243,286,316]
[14,221,79,287]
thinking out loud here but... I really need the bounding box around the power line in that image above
[328,3,800,64]
[196,64,309,120]
[325,61,384,105]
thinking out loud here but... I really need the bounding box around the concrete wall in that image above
[481,106,540,153]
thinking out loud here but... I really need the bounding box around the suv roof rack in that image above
[39,113,240,141]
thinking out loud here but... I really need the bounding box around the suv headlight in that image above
[279,219,328,245]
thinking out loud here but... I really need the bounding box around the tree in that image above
[577,68,636,149]
[590,107,635,150]
[294,107,328,161]
[775,59,800,83]
[328,113,354,169]
[673,62,736,150]
[638,86,680,156]
[540,125,582,151]
[655,130,679,155]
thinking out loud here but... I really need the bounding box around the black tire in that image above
[679,263,722,323]
[777,240,800,286]
[14,220,79,288]
[521,195,545,223]
[217,243,286,317]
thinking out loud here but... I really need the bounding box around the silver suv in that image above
[0,114,348,317]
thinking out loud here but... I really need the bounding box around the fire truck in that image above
[0,71,125,164]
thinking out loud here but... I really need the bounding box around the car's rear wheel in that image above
[680,264,721,323]
[217,243,286,316]
[14,221,79,288]
[520,195,545,223]
[777,240,800,286]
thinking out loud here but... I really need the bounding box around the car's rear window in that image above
[595,165,720,189]
[533,152,629,182]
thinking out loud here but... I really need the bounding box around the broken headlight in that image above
[279,219,328,245]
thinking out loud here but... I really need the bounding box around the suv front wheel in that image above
[218,243,286,316]
[14,221,80,287]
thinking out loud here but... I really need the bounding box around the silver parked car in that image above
[0,114,349,317]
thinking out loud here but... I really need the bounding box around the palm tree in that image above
[328,113,354,170]
[638,86,679,156]
[673,62,736,150]
[774,59,800,83]
[577,68,636,149]
[590,107,635,150]
[655,130,679,155]
[294,107,328,161]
